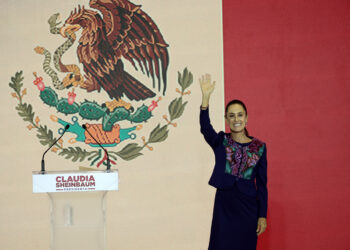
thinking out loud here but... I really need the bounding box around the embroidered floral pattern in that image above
[223,134,265,180]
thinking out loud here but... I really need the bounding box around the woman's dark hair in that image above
[225,99,249,136]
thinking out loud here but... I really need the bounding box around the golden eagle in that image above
[60,0,169,103]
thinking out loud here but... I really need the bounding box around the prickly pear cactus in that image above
[79,100,107,120]
[38,87,154,127]
[128,104,152,123]
[56,98,79,115]
[40,87,58,107]
[102,107,130,131]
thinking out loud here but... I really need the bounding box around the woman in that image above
[199,74,268,250]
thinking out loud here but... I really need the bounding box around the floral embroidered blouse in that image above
[223,134,265,180]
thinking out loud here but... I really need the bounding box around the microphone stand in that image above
[41,124,70,174]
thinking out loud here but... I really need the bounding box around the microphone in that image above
[41,124,70,173]
[82,124,111,171]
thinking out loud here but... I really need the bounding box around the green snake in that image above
[34,13,79,90]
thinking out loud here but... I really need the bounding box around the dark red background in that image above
[222,0,350,249]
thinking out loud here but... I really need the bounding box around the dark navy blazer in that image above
[200,107,268,218]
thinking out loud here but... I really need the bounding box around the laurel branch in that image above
[9,71,60,148]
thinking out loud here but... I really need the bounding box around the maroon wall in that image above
[222,0,350,249]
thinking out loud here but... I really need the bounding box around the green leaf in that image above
[183,71,193,90]
[109,154,117,160]
[115,143,143,161]
[148,123,169,143]
[183,67,189,86]
[87,151,100,161]
[36,125,56,146]
[15,103,35,123]
[177,101,188,120]
[119,152,143,161]
[169,98,181,120]
[178,71,183,87]
[59,147,93,162]
[168,97,188,121]
[9,71,24,94]
[181,67,193,91]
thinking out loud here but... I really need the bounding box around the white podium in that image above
[32,170,118,250]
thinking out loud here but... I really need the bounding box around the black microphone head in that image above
[65,124,70,130]
[82,124,87,130]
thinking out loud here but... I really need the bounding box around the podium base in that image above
[49,191,107,250]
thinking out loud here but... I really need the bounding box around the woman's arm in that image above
[199,74,221,148]
[256,145,268,235]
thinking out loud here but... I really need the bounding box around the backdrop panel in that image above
[223,0,350,250]
[0,1,224,249]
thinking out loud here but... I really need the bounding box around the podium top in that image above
[32,170,117,174]
[32,170,118,193]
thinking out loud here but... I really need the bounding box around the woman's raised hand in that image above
[199,74,216,97]
[199,74,215,108]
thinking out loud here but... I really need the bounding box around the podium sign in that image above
[32,170,118,250]
[32,171,118,193]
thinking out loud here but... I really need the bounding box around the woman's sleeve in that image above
[256,144,268,218]
[199,107,221,148]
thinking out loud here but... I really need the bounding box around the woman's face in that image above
[225,104,248,134]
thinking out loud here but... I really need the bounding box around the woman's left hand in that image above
[256,217,267,236]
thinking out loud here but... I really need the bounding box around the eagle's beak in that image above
[60,24,81,38]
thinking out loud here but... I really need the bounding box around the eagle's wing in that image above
[89,0,169,94]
